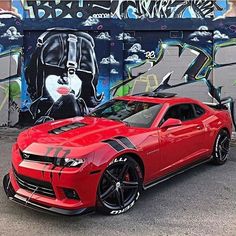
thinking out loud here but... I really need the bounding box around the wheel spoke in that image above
[104,170,118,183]
[221,146,229,154]
[122,181,138,189]
[218,147,223,160]
[221,136,229,146]
[218,136,230,160]
[118,164,129,180]
[100,185,115,200]
[116,188,124,208]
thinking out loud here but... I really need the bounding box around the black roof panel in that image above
[133,92,177,98]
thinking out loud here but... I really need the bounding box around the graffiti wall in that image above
[0,9,22,126]
[0,0,235,128]
[21,0,219,19]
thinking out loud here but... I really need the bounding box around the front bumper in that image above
[3,143,104,216]
[3,174,93,216]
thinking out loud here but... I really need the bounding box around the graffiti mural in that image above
[20,29,112,124]
[112,0,218,19]
[0,18,22,126]
[0,0,21,18]
[112,29,213,96]
[0,1,12,12]
[223,0,236,17]
[111,23,236,127]
[21,0,222,19]
[0,0,235,128]
[22,0,110,19]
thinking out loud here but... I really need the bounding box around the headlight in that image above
[54,158,85,167]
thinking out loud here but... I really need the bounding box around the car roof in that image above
[115,93,200,106]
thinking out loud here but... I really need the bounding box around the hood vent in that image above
[49,122,87,135]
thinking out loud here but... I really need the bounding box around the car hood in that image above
[17,117,144,157]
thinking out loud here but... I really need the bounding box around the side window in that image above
[162,103,196,124]
[194,104,205,117]
[163,105,181,121]
[178,104,195,121]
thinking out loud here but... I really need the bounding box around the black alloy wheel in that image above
[97,156,143,215]
[212,129,230,165]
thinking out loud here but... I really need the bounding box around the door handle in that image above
[196,126,203,130]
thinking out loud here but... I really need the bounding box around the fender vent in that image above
[49,122,86,135]
[102,139,125,152]
[114,136,136,149]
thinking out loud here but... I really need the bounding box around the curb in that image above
[231,131,236,146]
[232,131,236,140]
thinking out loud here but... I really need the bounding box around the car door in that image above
[157,103,207,176]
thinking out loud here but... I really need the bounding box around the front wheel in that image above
[97,156,143,215]
[212,129,230,165]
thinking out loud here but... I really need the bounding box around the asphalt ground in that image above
[0,128,236,236]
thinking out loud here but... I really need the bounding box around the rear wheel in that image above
[97,156,143,215]
[212,129,230,165]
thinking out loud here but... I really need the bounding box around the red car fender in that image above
[91,146,145,178]
[204,112,232,154]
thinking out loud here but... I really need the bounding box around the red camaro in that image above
[3,93,232,215]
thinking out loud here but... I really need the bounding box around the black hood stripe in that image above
[102,139,125,152]
[49,122,86,134]
[114,136,136,149]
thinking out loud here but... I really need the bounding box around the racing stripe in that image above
[114,136,136,149]
[102,139,125,152]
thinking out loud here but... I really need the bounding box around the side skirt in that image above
[143,156,212,190]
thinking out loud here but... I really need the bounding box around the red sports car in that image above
[3,93,232,215]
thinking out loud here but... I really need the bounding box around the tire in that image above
[96,156,143,215]
[212,129,230,165]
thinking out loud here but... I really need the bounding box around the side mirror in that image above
[160,118,182,129]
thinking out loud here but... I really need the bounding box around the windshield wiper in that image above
[122,120,131,126]
[116,120,130,127]
[108,118,130,127]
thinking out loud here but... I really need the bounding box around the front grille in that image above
[20,150,54,164]
[13,168,55,198]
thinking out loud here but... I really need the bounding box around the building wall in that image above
[0,0,235,128]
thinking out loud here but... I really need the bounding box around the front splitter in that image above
[3,174,94,216]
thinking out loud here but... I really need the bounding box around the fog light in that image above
[64,188,80,200]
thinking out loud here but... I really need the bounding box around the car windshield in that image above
[88,99,162,128]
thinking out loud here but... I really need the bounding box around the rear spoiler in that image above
[203,102,228,110]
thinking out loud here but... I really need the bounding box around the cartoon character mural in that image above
[25,29,104,124]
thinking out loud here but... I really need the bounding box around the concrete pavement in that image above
[0,128,236,236]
